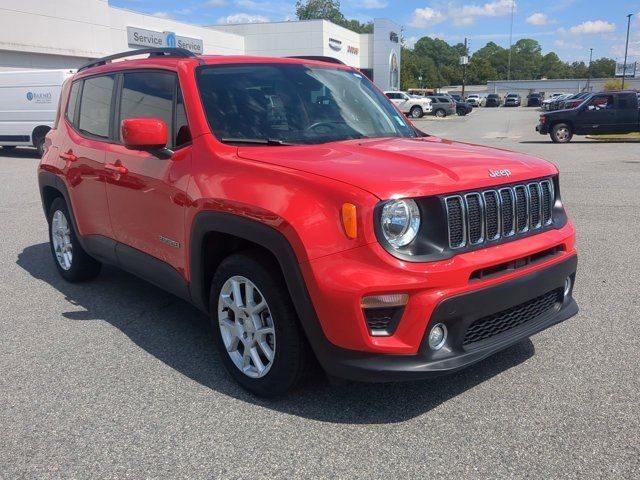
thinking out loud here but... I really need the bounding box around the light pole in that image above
[587,48,593,91]
[621,13,633,90]
[506,0,515,80]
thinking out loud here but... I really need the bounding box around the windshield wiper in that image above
[221,137,296,146]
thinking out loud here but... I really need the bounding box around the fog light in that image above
[428,323,447,350]
[564,277,572,298]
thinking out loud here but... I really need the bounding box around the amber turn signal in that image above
[341,203,358,239]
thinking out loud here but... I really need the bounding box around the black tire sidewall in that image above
[210,253,307,397]
[410,106,423,118]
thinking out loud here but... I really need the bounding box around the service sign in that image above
[615,61,637,78]
[127,27,203,54]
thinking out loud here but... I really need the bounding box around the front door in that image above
[578,94,617,134]
[104,70,192,276]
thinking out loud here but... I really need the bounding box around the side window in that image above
[66,81,81,125]
[78,75,115,139]
[119,71,175,146]
[175,87,191,148]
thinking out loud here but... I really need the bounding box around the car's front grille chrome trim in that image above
[444,178,554,250]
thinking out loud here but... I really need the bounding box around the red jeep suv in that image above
[39,48,578,396]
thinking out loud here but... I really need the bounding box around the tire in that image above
[456,108,466,116]
[550,123,573,143]
[409,106,423,119]
[34,135,45,157]
[210,252,309,397]
[435,109,446,118]
[48,197,101,282]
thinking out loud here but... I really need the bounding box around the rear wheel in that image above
[33,134,46,157]
[48,197,101,282]
[551,123,573,143]
[409,106,424,119]
[456,107,466,116]
[210,252,309,397]
[435,109,446,118]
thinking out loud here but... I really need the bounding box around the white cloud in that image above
[205,0,228,6]
[459,0,515,18]
[526,13,549,26]
[352,0,388,8]
[151,11,171,19]
[217,12,269,24]
[568,20,616,36]
[553,39,582,50]
[409,7,445,28]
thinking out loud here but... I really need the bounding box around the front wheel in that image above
[48,197,101,282]
[409,106,424,119]
[551,123,573,143]
[210,252,309,397]
[456,108,466,116]
[435,109,446,118]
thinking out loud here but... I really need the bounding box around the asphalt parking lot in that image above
[1,107,639,479]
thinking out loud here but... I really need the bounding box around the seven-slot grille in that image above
[445,179,554,249]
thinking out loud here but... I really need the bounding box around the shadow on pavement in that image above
[17,242,535,424]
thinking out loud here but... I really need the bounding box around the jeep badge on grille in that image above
[488,169,511,178]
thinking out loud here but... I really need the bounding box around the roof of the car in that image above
[74,53,352,78]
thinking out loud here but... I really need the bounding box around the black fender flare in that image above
[189,211,334,363]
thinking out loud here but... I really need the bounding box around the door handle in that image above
[59,151,77,162]
[105,163,128,174]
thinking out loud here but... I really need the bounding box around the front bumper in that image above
[315,255,578,382]
[536,123,549,134]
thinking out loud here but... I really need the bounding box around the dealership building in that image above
[0,0,402,90]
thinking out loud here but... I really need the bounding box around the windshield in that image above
[196,63,417,145]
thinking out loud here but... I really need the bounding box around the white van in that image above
[0,69,75,155]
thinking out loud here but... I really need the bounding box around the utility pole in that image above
[506,0,515,81]
[587,48,593,91]
[622,13,633,90]
[461,37,468,98]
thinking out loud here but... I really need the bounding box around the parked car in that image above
[485,93,502,107]
[384,91,432,118]
[39,47,579,396]
[504,93,522,107]
[557,92,591,110]
[466,94,485,107]
[536,90,640,142]
[445,95,473,115]
[542,93,568,111]
[425,95,457,117]
[526,93,543,107]
[0,69,75,156]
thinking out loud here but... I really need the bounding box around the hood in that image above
[237,136,558,200]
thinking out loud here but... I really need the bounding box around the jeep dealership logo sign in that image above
[127,27,203,54]
[328,38,343,51]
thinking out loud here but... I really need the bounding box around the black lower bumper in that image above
[536,123,549,134]
[319,255,578,382]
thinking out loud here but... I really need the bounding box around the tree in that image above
[590,58,616,78]
[295,0,373,33]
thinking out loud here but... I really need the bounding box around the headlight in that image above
[380,199,421,248]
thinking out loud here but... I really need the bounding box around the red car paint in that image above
[40,53,577,368]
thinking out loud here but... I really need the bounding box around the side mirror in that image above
[122,118,171,157]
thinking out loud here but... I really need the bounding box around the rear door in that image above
[60,74,115,240]
[613,93,638,133]
[104,69,192,277]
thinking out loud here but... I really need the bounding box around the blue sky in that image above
[111,0,640,62]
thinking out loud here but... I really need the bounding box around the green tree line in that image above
[402,37,616,90]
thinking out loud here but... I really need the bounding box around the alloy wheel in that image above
[51,210,73,270]
[218,276,276,378]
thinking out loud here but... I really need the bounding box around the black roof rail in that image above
[78,48,198,72]
[286,56,346,65]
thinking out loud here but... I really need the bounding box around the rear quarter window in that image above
[78,75,115,139]
[66,81,81,125]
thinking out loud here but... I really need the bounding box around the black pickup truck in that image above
[536,90,640,143]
